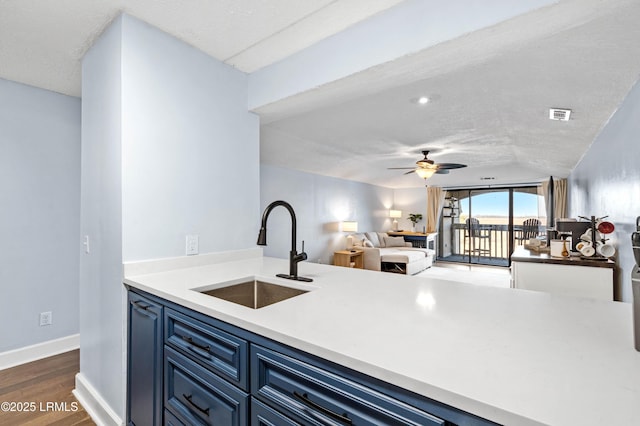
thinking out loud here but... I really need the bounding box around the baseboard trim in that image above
[0,334,80,371]
[73,372,123,426]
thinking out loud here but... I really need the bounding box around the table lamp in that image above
[389,210,402,231]
[342,221,358,248]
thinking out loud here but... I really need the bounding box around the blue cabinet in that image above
[127,292,163,426]
[126,288,500,426]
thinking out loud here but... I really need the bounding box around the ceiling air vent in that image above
[549,108,572,121]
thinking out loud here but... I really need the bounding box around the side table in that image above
[333,250,364,269]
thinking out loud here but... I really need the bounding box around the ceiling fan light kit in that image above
[415,167,436,179]
[388,150,467,180]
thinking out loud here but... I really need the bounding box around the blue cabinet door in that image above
[128,291,163,426]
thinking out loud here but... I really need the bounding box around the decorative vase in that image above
[411,224,416,232]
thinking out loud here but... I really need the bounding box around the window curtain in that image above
[541,177,568,226]
[554,178,568,219]
[426,186,446,233]
[541,179,551,222]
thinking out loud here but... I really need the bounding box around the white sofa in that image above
[349,232,434,275]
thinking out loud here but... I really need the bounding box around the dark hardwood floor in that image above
[0,349,95,425]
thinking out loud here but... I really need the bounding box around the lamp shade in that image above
[415,167,436,179]
[389,210,402,219]
[341,221,358,232]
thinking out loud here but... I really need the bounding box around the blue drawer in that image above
[251,345,445,426]
[165,308,248,390]
[164,346,248,426]
[164,409,184,425]
[251,398,300,426]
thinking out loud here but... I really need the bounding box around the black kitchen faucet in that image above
[257,200,312,282]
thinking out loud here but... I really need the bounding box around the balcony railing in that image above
[446,223,543,262]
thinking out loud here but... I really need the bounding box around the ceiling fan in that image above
[388,150,467,179]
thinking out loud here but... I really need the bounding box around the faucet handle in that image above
[295,240,307,261]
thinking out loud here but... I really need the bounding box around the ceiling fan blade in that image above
[387,149,467,178]
[436,163,467,170]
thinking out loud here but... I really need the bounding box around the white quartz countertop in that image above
[124,255,640,426]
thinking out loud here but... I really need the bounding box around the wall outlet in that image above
[185,235,199,255]
[40,311,52,326]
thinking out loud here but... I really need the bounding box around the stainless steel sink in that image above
[197,278,309,309]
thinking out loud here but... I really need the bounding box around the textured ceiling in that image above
[0,0,403,97]
[259,0,640,188]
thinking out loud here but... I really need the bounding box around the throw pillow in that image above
[365,232,381,247]
[384,236,406,247]
[363,239,374,248]
[377,232,388,247]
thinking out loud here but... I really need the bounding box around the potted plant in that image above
[408,213,423,232]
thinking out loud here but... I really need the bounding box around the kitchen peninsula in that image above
[124,250,639,425]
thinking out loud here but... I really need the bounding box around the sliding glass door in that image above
[439,186,546,267]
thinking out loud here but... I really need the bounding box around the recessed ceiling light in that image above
[410,96,431,105]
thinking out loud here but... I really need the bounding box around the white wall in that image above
[121,15,259,261]
[260,165,393,264]
[80,14,260,420]
[79,15,124,417]
[0,78,80,352]
[392,187,427,232]
[569,78,640,303]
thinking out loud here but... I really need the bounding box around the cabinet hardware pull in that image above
[181,336,211,353]
[182,393,210,416]
[132,301,151,310]
[293,391,352,424]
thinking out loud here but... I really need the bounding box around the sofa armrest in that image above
[361,248,381,271]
